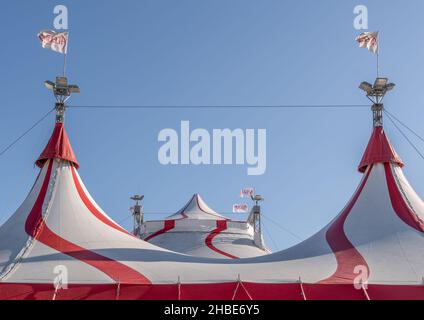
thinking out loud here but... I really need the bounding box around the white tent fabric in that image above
[0,123,423,299]
[165,194,227,220]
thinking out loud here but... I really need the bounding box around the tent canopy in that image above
[0,120,423,300]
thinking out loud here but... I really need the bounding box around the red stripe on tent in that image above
[71,166,134,237]
[366,284,424,300]
[169,200,190,220]
[144,220,176,241]
[205,220,238,259]
[25,160,55,237]
[177,198,191,219]
[166,197,191,220]
[1,282,422,300]
[320,165,372,284]
[25,161,150,285]
[384,163,424,233]
[173,211,188,220]
[302,283,368,300]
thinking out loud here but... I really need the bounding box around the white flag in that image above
[38,30,68,54]
[240,188,255,198]
[232,204,249,213]
[356,31,379,54]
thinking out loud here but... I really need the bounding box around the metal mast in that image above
[359,77,395,127]
[130,195,144,237]
[248,194,264,249]
[44,76,80,123]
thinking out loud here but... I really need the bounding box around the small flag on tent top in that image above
[233,204,249,213]
[240,188,255,198]
[356,31,379,54]
[38,30,69,54]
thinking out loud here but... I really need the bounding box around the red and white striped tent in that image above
[141,194,270,259]
[0,120,423,300]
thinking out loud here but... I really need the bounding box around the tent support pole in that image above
[239,281,253,300]
[231,275,241,300]
[362,285,371,300]
[299,277,307,300]
[116,282,121,300]
[52,286,60,301]
[231,274,253,300]
[177,276,181,300]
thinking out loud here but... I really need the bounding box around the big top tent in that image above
[0,94,423,300]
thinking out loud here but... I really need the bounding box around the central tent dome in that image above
[140,194,270,259]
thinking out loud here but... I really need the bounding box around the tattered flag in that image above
[38,30,69,54]
[240,188,255,198]
[233,204,249,213]
[356,31,379,54]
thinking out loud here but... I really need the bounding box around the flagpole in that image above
[63,31,69,77]
[63,52,67,77]
[376,50,379,78]
[376,32,380,78]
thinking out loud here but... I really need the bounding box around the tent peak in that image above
[358,126,404,173]
[35,122,79,169]
[165,193,227,220]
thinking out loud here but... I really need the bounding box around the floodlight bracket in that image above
[45,76,80,123]
[360,77,395,127]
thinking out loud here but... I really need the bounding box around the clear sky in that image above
[1,0,424,251]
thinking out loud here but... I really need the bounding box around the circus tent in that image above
[0,103,424,300]
[140,194,270,259]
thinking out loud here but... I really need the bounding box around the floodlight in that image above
[360,77,396,128]
[44,80,55,90]
[251,195,264,202]
[56,76,68,87]
[68,85,80,93]
[386,83,396,92]
[131,195,144,201]
[45,76,81,123]
[359,82,373,94]
[374,78,388,90]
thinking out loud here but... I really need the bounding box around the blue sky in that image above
[1,0,424,251]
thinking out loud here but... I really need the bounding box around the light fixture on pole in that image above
[359,77,395,127]
[130,195,144,237]
[44,76,80,123]
[251,194,264,205]
[249,194,264,249]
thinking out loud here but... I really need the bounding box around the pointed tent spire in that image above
[357,77,403,173]
[166,194,227,220]
[35,122,79,169]
[358,126,404,173]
